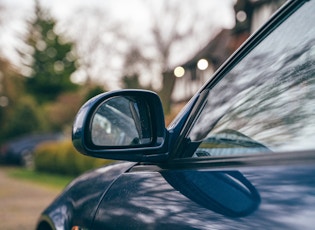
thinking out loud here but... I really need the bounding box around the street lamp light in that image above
[174,66,185,78]
[197,59,208,70]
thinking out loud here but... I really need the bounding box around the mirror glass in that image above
[91,96,152,146]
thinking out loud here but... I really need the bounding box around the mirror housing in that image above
[72,90,169,162]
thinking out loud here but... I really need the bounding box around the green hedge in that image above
[34,140,114,176]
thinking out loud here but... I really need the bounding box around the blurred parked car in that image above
[36,0,315,229]
[0,133,63,168]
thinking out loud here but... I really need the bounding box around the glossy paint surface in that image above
[92,162,315,229]
[37,162,135,229]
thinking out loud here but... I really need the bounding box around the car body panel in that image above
[37,161,136,230]
[92,154,315,229]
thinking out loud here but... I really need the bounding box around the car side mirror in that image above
[72,90,169,162]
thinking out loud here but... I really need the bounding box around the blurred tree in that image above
[55,1,231,114]
[121,46,152,90]
[1,96,48,140]
[83,85,106,101]
[44,92,83,131]
[0,3,32,142]
[44,85,106,131]
[61,6,124,87]
[25,1,78,104]
[146,0,204,114]
[0,57,25,142]
[122,74,142,89]
[121,0,218,114]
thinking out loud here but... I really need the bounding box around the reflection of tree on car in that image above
[162,169,261,217]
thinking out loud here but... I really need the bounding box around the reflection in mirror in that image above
[91,96,152,146]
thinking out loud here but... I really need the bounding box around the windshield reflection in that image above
[189,4,315,153]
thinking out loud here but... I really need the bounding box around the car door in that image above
[93,0,315,229]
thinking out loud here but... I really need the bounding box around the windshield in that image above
[184,0,315,157]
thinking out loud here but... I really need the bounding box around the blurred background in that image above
[0,0,285,228]
[0,0,288,178]
[0,0,285,143]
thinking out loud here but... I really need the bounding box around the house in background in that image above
[171,0,286,102]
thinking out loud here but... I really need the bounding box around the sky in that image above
[0,0,236,89]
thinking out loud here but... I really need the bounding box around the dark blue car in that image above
[36,0,315,229]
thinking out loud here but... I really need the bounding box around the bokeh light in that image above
[197,59,208,70]
[174,66,185,77]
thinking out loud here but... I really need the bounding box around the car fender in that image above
[36,161,136,230]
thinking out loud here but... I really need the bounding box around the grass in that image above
[7,167,75,190]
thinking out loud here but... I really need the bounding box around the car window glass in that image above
[184,1,315,158]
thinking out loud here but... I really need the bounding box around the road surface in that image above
[0,167,61,230]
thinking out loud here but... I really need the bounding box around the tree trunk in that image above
[158,71,176,115]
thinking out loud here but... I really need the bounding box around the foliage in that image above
[122,74,143,89]
[1,96,48,140]
[0,57,26,142]
[0,2,109,143]
[83,85,106,101]
[25,1,78,104]
[44,92,84,131]
[34,139,114,176]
